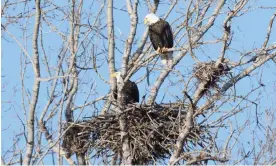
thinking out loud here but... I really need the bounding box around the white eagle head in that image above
[111,71,122,80]
[111,71,124,89]
[144,13,160,26]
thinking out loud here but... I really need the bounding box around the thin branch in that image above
[262,12,276,48]
[23,0,41,164]
[39,123,76,165]
[121,0,138,78]
[102,0,116,114]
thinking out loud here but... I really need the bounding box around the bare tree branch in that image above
[23,0,41,164]
[102,0,116,115]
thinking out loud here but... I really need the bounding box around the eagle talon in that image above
[156,47,161,54]
[161,47,169,53]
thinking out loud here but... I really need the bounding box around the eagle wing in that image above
[125,80,139,103]
[162,21,174,48]
[149,25,162,50]
[149,20,173,50]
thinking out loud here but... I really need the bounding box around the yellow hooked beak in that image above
[144,19,147,25]
[111,72,119,78]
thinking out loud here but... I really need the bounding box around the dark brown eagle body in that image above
[149,19,174,51]
[114,80,139,104]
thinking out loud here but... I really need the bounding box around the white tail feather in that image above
[160,52,173,66]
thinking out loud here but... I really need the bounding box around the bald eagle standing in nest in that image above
[111,72,139,104]
[144,13,174,66]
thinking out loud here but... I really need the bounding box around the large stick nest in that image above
[193,61,230,94]
[62,103,211,164]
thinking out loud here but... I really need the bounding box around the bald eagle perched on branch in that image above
[144,13,174,66]
[111,72,139,104]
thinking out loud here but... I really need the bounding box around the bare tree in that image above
[2,0,276,165]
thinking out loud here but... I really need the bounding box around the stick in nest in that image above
[62,103,212,164]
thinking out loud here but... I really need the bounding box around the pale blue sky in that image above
[2,0,276,164]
